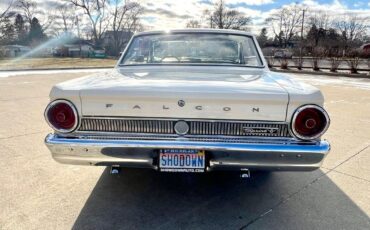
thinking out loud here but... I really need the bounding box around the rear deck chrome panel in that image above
[77,117,292,138]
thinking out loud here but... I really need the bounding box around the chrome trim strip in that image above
[61,132,306,143]
[291,105,330,140]
[46,133,329,152]
[81,116,288,124]
[44,99,79,133]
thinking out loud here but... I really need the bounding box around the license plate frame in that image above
[159,149,205,173]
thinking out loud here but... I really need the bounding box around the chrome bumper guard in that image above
[45,134,330,171]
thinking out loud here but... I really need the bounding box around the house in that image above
[360,43,370,57]
[0,45,31,58]
[53,40,95,57]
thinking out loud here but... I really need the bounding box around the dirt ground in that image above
[0,71,369,229]
[0,57,117,70]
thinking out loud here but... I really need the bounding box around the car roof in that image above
[134,28,255,37]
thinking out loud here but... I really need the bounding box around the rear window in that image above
[120,33,263,67]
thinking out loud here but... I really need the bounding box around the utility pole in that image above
[301,9,306,40]
[300,9,306,58]
[76,16,82,57]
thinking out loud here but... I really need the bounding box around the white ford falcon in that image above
[44,29,330,175]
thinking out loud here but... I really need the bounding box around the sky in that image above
[2,0,370,35]
[139,0,370,33]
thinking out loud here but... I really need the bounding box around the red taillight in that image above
[292,105,329,140]
[45,100,78,132]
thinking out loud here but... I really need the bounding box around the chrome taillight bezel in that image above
[291,104,330,140]
[44,99,79,133]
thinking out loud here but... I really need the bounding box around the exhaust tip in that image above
[110,166,121,175]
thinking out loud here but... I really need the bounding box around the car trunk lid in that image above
[79,66,289,121]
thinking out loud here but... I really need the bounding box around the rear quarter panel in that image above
[266,72,325,122]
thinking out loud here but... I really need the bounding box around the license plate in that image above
[159,149,205,173]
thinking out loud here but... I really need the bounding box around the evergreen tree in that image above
[324,28,342,56]
[275,31,284,47]
[257,28,268,48]
[28,17,45,45]
[14,14,27,44]
[307,24,326,47]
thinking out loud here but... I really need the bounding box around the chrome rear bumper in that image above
[45,134,330,171]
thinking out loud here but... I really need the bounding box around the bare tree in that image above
[68,0,110,46]
[267,4,303,48]
[0,0,15,45]
[17,0,36,24]
[110,0,142,56]
[278,57,289,69]
[0,0,14,22]
[17,0,55,32]
[334,14,368,49]
[346,49,362,74]
[47,3,77,37]
[186,20,201,28]
[266,56,276,68]
[329,57,341,72]
[57,3,76,33]
[293,47,304,70]
[307,10,332,31]
[311,47,326,71]
[204,0,251,30]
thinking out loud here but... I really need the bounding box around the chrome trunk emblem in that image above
[174,121,189,135]
[243,127,279,134]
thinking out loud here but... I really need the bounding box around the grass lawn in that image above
[0,57,117,70]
